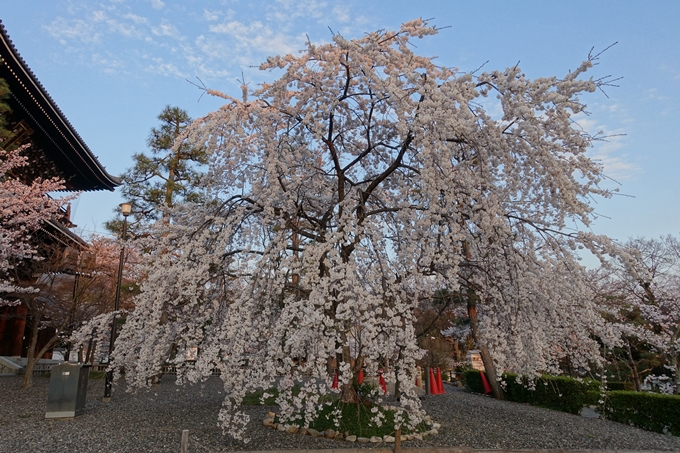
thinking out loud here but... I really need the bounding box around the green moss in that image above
[281,401,429,438]
[241,388,280,406]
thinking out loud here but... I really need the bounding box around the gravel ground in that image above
[1,375,678,452]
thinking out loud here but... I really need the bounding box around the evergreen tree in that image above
[107,106,207,235]
[0,78,14,143]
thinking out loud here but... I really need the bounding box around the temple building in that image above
[0,20,120,359]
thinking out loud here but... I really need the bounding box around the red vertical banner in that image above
[379,372,387,394]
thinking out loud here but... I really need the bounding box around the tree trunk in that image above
[675,355,680,395]
[22,317,40,389]
[338,345,361,403]
[625,341,641,392]
[85,335,95,364]
[22,317,60,389]
[467,297,504,400]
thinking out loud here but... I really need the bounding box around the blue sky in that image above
[2,1,679,245]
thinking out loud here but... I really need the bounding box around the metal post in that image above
[103,206,129,401]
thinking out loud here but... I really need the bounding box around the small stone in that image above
[267,411,276,418]
[414,434,423,440]
[263,419,274,427]
[335,432,343,440]
[272,423,278,429]
[287,426,299,434]
[404,434,413,441]
[383,435,395,443]
[299,428,308,436]
[429,428,438,435]
[325,429,336,438]
[432,423,441,429]
[307,428,319,437]
[423,415,432,421]
[369,436,382,443]
[277,424,286,432]
[346,435,357,442]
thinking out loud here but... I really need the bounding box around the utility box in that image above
[45,363,91,419]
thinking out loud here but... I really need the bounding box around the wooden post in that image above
[394,427,401,453]
[180,429,189,453]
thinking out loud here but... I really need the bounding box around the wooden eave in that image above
[0,20,120,192]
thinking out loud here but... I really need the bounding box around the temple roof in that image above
[0,20,120,191]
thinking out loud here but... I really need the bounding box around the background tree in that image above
[106,20,621,440]
[0,78,12,142]
[594,235,680,392]
[106,106,207,235]
[6,237,130,388]
[0,146,70,296]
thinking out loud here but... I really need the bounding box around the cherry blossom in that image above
[108,20,621,439]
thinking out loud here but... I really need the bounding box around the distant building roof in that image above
[0,20,120,191]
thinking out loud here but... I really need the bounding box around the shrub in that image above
[464,369,485,394]
[602,391,680,436]
[606,382,635,391]
[502,373,601,414]
[282,400,429,438]
[464,370,601,414]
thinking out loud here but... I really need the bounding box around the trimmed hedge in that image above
[464,370,601,414]
[603,391,680,436]
[606,381,635,391]
[464,369,485,394]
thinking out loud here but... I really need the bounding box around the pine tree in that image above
[0,78,14,144]
[106,106,207,235]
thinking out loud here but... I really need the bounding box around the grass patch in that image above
[242,388,280,405]
[283,401,429,438]
[242,385,306,406]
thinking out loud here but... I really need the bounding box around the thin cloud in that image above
[146,57,186,78]
[268,0,327,25]
[42,1,367,86]
[332,6,351,23]
[152,22,180,37]
[124,13,149,25]
[203,9,220,21]
[91,52,128,74]
[209,20,305,58]
[45,17,101,44]
[92,10,147,40]
[575,116,638,180]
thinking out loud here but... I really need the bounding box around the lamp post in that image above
[103,202,132,402]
